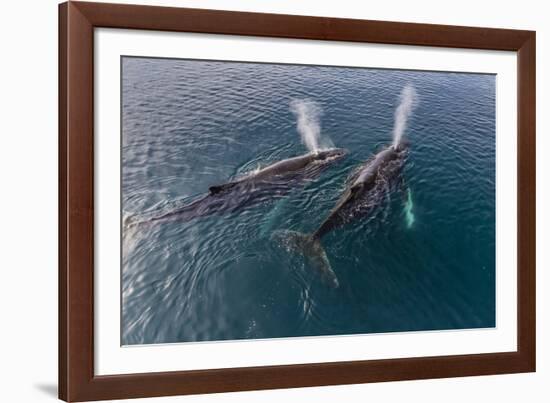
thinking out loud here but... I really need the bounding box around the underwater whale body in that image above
[147,148,348,223]
[279,142,409,288]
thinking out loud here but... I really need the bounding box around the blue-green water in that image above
[121,57,495,345]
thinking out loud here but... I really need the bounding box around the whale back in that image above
[353,146,397,187]
[253,153,314,180]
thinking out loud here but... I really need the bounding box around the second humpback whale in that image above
[276,141,409,288]
[143,148,348,224]
[278,84,417,288]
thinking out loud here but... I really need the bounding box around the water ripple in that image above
[121,57,496,345]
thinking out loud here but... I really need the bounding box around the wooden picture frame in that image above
[59,1,536,401]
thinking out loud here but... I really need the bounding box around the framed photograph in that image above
[59,1,536,401]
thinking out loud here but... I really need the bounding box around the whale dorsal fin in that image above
[350,182,364,193]
[209,181,238,195]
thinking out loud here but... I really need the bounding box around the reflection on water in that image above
[122,57,496,345]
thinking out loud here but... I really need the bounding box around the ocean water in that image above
[121,57,495,345]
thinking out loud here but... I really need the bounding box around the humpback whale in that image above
[144,148,348,224]
[277,142,409,288]
[208,149,347,195]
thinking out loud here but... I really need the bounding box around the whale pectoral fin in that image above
[208,181,238,195]
[399,176,411,204]
[403,185,415,229]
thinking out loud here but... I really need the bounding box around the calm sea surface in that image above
[121,57,495,345]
